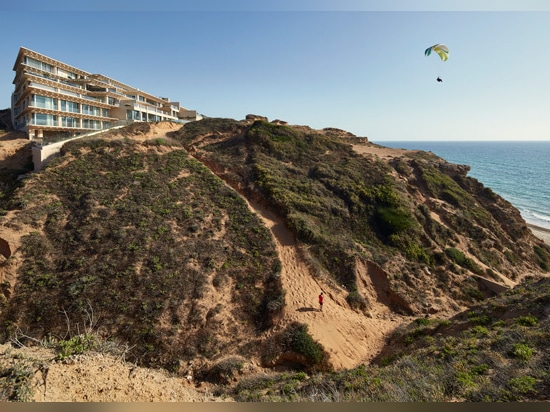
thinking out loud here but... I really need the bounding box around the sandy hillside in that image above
[0,130,31,170]
[155,124,412,369]
[1,123,546,401]
[0,342,230,402]
[249,197,408,369]
[1,124,408,399]
[0,126,229,401]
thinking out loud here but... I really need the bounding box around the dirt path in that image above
[247,199,405,370]
[164,123,411,371]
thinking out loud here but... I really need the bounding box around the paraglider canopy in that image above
[425,44,449,61]
[426,44,449,82]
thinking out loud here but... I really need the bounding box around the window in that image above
[82,119,100,129]
[25,57,54,73]
[82,104,100,116]
[32,95,57,110]
[62,116,78,127]
[32,113,57,126]
[61,100,79,113]
[57,68,78,79]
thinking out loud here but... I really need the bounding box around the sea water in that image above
[378,141,550,231]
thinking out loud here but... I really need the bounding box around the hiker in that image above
[318,292,324,312]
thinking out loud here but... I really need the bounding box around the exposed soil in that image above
[0,123,547,401]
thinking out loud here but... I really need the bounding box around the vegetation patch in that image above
[0,136,282,368]
[217,277,550,401]
[196,356,245,385]
[445,248,482,274]
[261,322,331,372]
[170,117,545,314]
[0,351,35,401]
[2,119,549,401]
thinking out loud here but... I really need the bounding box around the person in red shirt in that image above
[318,292,324,312]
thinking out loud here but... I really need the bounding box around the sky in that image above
[1,1,549,141]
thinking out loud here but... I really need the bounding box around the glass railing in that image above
[30,102,57,110]
[29,119,58,126]
[81,95,104,102]
[58,89,79,98]
[29,82,56,92]
[59,79,79,88]
[82,109,101,116]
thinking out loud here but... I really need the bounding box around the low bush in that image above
[510,343,534,363]
[346,290,368,311]
[197,356,245,385]
[56,333,98,360]
[0,359,35,401]
[283,322,325,365]
[507,375,536,395]
[515,315,538,327]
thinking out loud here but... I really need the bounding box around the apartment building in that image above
[11,47,198,140]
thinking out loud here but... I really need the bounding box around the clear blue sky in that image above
[1,1,549,141]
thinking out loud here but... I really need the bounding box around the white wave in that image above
[532,212,550,223]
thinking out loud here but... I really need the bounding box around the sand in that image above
[529,224,550,245]
[246,197,408,370]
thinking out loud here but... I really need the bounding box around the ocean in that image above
[377,141,550,231]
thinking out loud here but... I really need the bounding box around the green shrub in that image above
[445,248,466,265]
[515,315,538,327]
[534,245,550,271]
[414,317,430,326]
[0,362,35,401]
[389,234,432,263]
[283,322,325,366]
[456,371,476,388]
[471,325,489,336]
[467,312,492,326]
[510,343,534,363]
[445,248,482,274]
[375,206,415,237]
[56,333,98,360]
[508,375,536,394]
[470,364,489,375]
[346,290,368,311]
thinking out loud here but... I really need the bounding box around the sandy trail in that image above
[151,120,410,371]
[248,200,404,370]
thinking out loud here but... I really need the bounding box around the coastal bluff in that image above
[0,118,549,401]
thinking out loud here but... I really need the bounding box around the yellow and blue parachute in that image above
[425,44,449,61]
